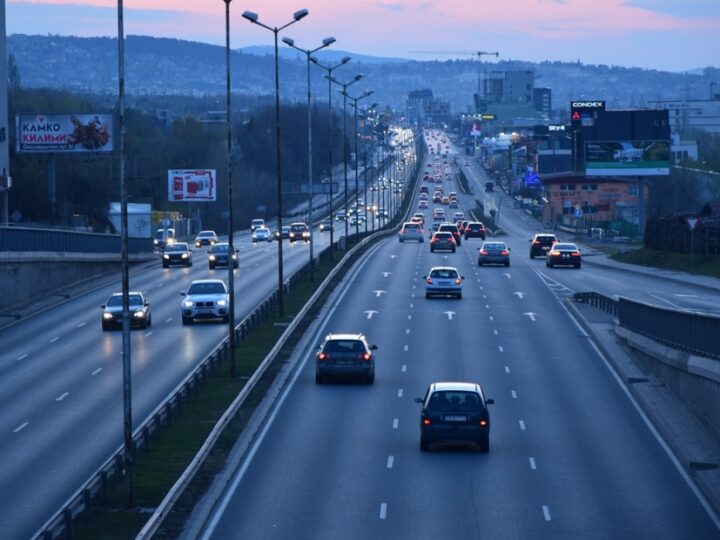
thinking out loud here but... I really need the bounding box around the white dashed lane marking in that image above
[505,366,511,373]
[519,420,526,431]
[387,456,394,468]
[77,322,87,328]
[13,422,29,433]
[529,457,537,470]
[402,365,407,372]
[50,337,59,343]
[511,390,517,399]
[17,354,28,361]
[397,389,404,398]
[56,392,69,401]
[92,368,103,376]
[380,503,388,520]
[392,419,399,429]
[542,505,551,522]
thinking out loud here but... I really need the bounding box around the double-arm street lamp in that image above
[242,8,308,317]
[281,35,336,281]
[309,55,350,260]
[343,89,373,242]
[327,74,362,246]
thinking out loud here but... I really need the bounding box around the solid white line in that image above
[529,457,537,470]
[56,392,69,401]
[402,365,407,372]
[13,422,28,433]
[519,420,526,431]
[145,331,153,337]
[17,354,28,361]
[511,390,517,399]
[542,505,551,521]
[92,368,102,376]
[392,418,399,429]
[505,366,510,373]
[50,337,59,343]
[387,456,394,468]
[498,346,504,353]
[380,503,388,520]
[398,389,404,398]
[404,345,409,352]
[77,322,87,328]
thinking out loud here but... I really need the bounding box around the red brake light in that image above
[455,278,462,285]
[426,277,433,284]
[359,352,371,361]
[423,418,431,426]
[532,240,540,246]
[479,249,488,255]
[318,352,330,361]
[479,419,488,427]
[501,250,509,256]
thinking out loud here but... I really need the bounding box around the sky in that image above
[6,0,720,72]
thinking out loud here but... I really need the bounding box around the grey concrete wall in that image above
[616,325,720,439]
[0,252,155,312]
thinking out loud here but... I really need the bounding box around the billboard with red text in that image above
[16,113,113,153]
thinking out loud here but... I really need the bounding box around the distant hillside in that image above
[8,34,720,116]
[241,45,408,64]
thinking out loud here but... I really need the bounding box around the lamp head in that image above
[341,56,351,64]
[242,10,258,23]
[354,74,363,82]
[282,37,295,47]
[322,37,336,47]
[293,8,309,21]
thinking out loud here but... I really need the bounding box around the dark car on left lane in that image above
[101,291,152,330]
[162,242,193,268]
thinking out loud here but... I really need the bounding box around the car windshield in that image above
[324,340,365,353]
[555,243,578,250]
[484,243,505,250]
[198,231,214,237]
[107,295,143,307]
[428,391,481,412]
[291,225,307,232]
[212,244,229,253]
[165,244,187,252]
[430,268,458,279]
[187,282,226,295]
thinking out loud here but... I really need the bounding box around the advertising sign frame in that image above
[16,113,114,154]
[585,141,670,176]
[167,169,217,202]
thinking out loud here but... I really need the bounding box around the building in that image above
[533,87,552,119]
[648,97,720,134]
[406,89,434,125]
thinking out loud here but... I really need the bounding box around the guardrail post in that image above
[63,508,73,538]
[143,426,151,452]
[100,471,109,505]
[83,487,92,510]
[165,402,172,426]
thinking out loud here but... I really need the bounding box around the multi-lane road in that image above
[192,133,720,539]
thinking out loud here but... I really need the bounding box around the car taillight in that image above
[532,240,540,246]
[479,419,488,427]
[572,251,580,256]
[423,418,431,426]
[426,277,433,284]
[359,352,371,361]
[479,249,488,255]
[549,250,560,256]
[431,237,437,243]
[318,352,330,361]
[455,278,462,285]
[501,250,509,256]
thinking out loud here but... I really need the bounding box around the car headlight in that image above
[133,310,146,319]
[182,300,194,308]
[153,239,159,245]
[163,254,170,259]
[232,254,237,260]
[102,312,114,320]
[181,253,188,259]
[209,255,216,261]
[216,299,227,307]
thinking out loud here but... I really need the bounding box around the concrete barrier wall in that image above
[0,252,155,313]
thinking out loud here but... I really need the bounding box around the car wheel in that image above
[547,261,553,268]
[452,247,456,253]
[209,263,215,270]
[529,254,534,259]
[315,373,324,384]
[478,435,489,453]
[234,262,239,269]
[478,261,483,266]
[420,436,430,452]
[399,238,404,243]
[505,261,510,267]
[102,323,109,331]
[366,373,375,384]
[430,246,434,252]
[188,261,192,267]
[182,316,192,325]
[575,262,581,269]
[457,293,462,299]
[425,292,431,299]
[147,316,152,327]
[420,238,424,243]
[222,315,230,323]
[162,262,169,268]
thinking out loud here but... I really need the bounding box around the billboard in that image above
[107,203,151,238]
[16,113,113,154]
[168,169,216,201]
[585,141,670,176]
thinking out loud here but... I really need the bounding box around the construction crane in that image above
[408,50,500,93]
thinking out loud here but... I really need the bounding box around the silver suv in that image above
[315,333,377,384]
[180,279,230,325]
[399,222,424,243]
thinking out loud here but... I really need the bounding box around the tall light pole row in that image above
[344,90,373,242]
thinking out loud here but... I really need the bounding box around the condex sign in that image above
[16,113,114,154]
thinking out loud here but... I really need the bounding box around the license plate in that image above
[336,360,353,365]
[443,415,467,422]
[562,254,569,259]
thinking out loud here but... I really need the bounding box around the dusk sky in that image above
[6,0,720,72]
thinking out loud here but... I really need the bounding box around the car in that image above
[529,233,558,258]
[428,222,442,238]
[464,221,486,240]
[478,242,510,266]
[458,220,470,235]
[415,382,494,452]
[452,211,465,223]
[399,222,424,243]
[162,242,193,268]
[180,279,230,325]
[412,212,425,225]
[419,193,429,201]
[430,231,456,253]
[437,222,462,246]
[250,218,265,232]
[251,227,273,243]
[335,210,346,221]
[432,208,446,222]
[275,225,290,240]
[418,200,429,210]
[289,222,311,243]
[315,333,377,384]
[419,185,429,194]
[153,228,176,250]
[208,242,238,269]
[432,193,443,203]
[448,200,459,209]
[424,266,463,299]
[441,196,450,205]
[378,208,389,219]
[194,230,218,248]
[448,191,458,200]
[546,242,582,268]
[101,291,152,330]
[319,218,334,232]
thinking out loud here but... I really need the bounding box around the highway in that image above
[0,140,412,539]
[195,131,720,539]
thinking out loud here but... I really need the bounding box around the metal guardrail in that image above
[0,226,153,254]
[574,291,720,360]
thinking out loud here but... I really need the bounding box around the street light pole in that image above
[310,56,351,261]
[116,0,133,508]
[327,74,362,248]
[222,0,237,377]
[282,36,336,282]
[242,8,308,317]
[344,90,373,242]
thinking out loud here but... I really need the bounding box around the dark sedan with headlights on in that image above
[162,242,193,268]
[101,291,152,330]
[546,242,582,268]
[208,242,239,269]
